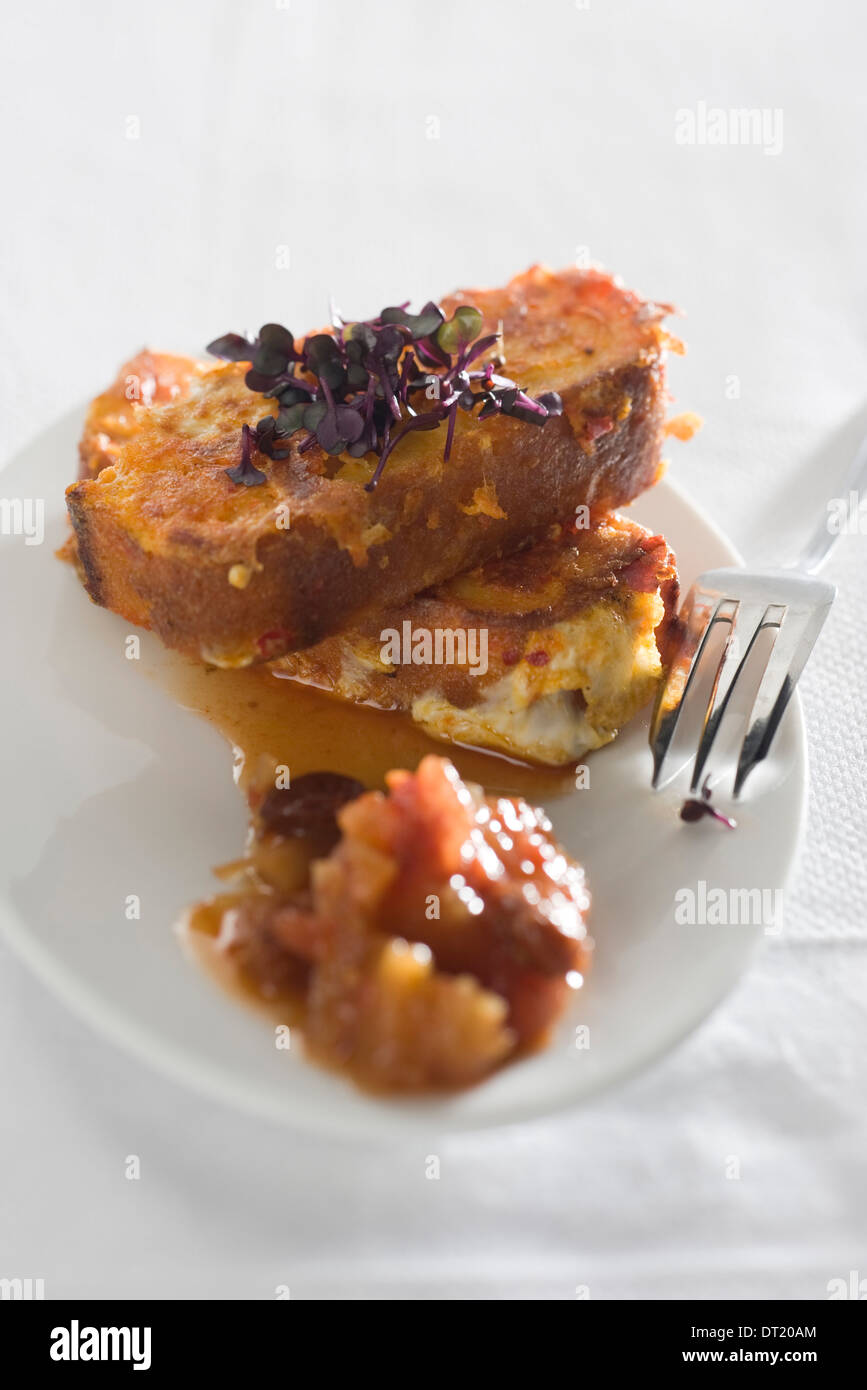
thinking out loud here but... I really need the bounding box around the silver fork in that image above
[650,429,867,798]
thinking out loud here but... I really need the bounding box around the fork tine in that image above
[732,598,834,796]
[689,602,786,792]
[650,594,739,788]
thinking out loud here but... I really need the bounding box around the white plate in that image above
[0,410,807,1137]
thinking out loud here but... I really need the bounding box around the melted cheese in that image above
[409,596,663,764]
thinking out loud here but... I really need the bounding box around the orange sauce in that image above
[155,653,576,801]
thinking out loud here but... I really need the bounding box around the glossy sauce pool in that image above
[155,654,577,801]
[155,654,578,1036]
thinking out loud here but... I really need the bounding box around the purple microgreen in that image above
[259,323,296,356]
[377,363,402,422]
[461,333,502,370]
[245,368,281,393]
[365,412,441,492]
[437,306,483,355]
[680,776,737,829]
[226,424,268,486]
[680,799,738,829]
[414,335,452,371]
[302,400,327,431]
[208,297,560,489]
[254,416,291,460]
[275,403,307,433]
[346,362,368,389]
[207,332,256,362]
[252,345,290,377]
[348,322,377,354]
[443,401,459,462]
[265,381,314,406]
[381,301,444,339]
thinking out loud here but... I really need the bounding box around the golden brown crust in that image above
[78,350,201,481]
[274,513,679,712]
[66,266,673,665]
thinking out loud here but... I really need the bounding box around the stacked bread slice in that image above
[66,265,685,764]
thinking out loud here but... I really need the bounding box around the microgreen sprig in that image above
[207,300,563,491]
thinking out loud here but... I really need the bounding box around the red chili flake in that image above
[502,649,520,666]
[257,628,294,658]
[527,649,550,666]
[585,415,614,442]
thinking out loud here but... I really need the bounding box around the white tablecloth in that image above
[2,0,865,1300]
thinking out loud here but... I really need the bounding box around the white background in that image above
[2,0,865,1299]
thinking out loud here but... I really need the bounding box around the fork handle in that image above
[795,427,867,573]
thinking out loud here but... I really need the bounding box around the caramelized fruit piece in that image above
[207,755,591,1092]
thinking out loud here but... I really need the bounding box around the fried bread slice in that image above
[272,513,679,765]
[77,350,200,480]
[67,266,677,666]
